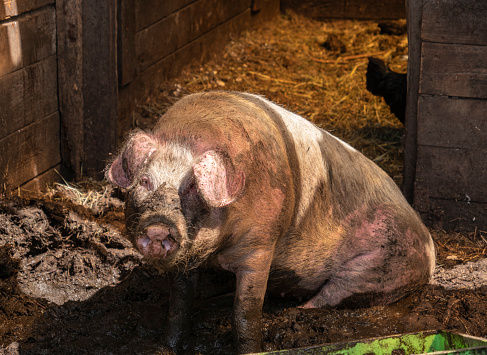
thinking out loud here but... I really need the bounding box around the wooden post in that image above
[57,0,118,180]
[402,0,422,203]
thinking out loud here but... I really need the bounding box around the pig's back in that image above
[159,91,408,222]
[235,93,408,222]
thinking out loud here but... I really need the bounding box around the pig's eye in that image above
[139,175,153,190]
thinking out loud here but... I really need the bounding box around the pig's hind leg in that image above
[300,247,420,309]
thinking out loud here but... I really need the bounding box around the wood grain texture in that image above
[346,0,405,19]
[135,0,248,72]
[0,112,60,193]
[57,0,118,179]
[403,0,422,203]
[57,0,83,179]
[135,0,195,32]
[422,0,487,46]
[280,0,405,19]
[81,0,118,178]
[118,9,252,136]
[0,55,57,137]
[416,197,487,233]
[420,42,487,99]
[417,95,487,150]
[415,145,487,203]
[118,0,136,87]
[250,0,279,26]
[281,0,344,18]
[0,5,56,77]
[0,0,53,21]
[20,164,63,193]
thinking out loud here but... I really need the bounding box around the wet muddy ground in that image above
[1,183,487,355]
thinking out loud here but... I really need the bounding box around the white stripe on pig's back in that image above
[247,94,329,224]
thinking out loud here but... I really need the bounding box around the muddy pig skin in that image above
[106,91,435,354]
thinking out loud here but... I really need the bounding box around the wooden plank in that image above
[118,0,136,86]
[0,5,56,77]
[136,0,248,72]
[0,62,23,137]
[420,42,487,99]
[346,0,405,19]
[0,0,54,20]
[250,0,279,26]
[280,0,405,20]
[57,0,118,179]
[20,164,63,194]
[117,9,251,137]
[81,0,118,178]
[416,197,487,233]
[0,55,57,137]
[403,0,423,204]
[422,0,487,46]
[417,95,487,150]
[135,8,251,109]
[116,83,135,139]
[280,0,344,19]
[57,0,83,179]
[0,112,61,194]
[135,0,194,32]
[415,145,487,203]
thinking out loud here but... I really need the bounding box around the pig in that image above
[106,91,435,354]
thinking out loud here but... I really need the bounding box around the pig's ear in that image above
[106,131,157,188]
[193,150,245,207]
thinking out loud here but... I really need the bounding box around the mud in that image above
[1,183,487,355]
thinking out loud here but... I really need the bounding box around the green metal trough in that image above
[255,330,487,355]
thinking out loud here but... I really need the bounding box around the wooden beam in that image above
[57,0,118,180]
[402,0,422,203]
[118,0,136,87]
[57,0,83,180]
[82,0,118,178]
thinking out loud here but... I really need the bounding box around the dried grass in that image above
[433,229,487,267]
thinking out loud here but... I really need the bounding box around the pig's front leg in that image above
[163,270,198,353]
[233,270,269,354]
[231,252,272,354]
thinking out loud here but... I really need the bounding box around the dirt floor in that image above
[2,13,487,355]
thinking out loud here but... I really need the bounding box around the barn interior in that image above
[1,1,487,354]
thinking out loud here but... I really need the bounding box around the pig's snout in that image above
[137,225,178,257]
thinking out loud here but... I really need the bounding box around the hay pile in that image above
[142,12,408,186]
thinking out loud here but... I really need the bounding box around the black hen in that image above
[366,57,407,124]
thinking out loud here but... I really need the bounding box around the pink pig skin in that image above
[106,91,435,354]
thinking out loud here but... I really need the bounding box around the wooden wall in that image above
[0,1,61,193]
[0,0,279,194]
[405,0,487,232]
[281,0,406,20]
[117,0,279,137]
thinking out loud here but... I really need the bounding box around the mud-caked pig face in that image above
[106,131,245,268]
